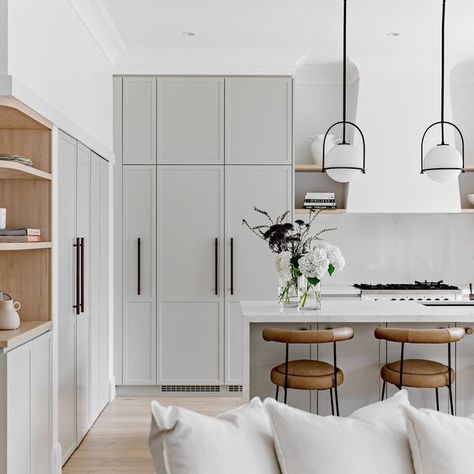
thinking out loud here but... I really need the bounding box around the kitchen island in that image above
[241,299,474,416]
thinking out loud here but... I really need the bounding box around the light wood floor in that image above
[63,396,241,473]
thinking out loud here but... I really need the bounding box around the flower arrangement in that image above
[242,207,345,309]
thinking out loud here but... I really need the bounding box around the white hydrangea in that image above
[298,248,330,279]
[313,241,345,271]
[275,251,292,280]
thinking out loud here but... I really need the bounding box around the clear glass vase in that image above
[278,276,298,308]
[298,276,322,310]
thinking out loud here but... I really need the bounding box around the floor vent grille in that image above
[160,385,221,393]
[228,385,243,392]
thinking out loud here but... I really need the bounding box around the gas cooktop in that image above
[354,281,460,291]
[354,281,462,302]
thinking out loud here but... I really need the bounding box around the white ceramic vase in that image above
[309,134,341,166]
[0,297,21,330]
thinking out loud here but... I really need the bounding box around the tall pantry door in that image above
[75,142,91,442]
[224,165,292,384]
[122,166,157,384]
[58,131,78,461]
[157,166,224,384]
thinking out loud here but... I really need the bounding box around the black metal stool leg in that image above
[284,343,289,405]
[435,387,440,411]
[333,342,340,416]
[381,380,386,401]
[330,388,335,416]
[448,342,454,415]
[448,384,454,415]
[275,385,279,401]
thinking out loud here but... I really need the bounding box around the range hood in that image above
[346,68,462,213]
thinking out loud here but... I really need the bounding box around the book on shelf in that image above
[0,235,42,242]
[304,192,335,200]
[0,228,41,236]
[0,154,33,166]
[303,204,337,210]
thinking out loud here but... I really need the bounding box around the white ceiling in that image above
[96,0,474,74]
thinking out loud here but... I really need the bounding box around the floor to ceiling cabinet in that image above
[58,131,110,463]
[115,75,293,389]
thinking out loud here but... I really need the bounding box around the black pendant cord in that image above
[342,0,347,144]
[441,0,446,144]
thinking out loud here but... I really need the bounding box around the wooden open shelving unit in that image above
[0,103,52,336]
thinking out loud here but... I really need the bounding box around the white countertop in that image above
[240,300,474,323]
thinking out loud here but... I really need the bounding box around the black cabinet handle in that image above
[230,238,234,296]
[137,237,141,296]
[73,238,80,315]
[214,238,218,295]
[80,237,85,313]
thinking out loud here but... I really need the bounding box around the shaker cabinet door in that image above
[123,77,157,164]
[157,77,224,164]
[225,77,292,164]
[157,166,224,384]
[224,165,292,384]
[122,166,157,384]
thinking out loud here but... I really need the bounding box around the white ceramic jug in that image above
[0,295,21,330]
[309,134,341,165]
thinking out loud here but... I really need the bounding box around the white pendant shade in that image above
[424,144,462,183]
[325,144,362,183]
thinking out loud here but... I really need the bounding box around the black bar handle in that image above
[137,237,141,296]
[80,237,85,313]
[214,238,218,295]
[230,238,234,296]
[73,238,80,315]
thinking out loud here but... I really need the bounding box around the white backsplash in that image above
[315,213,474,286]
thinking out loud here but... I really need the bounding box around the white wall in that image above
[317,213,474,286]
[6,0,113,151]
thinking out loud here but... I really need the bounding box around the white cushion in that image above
[265,390,414,474]
[149,397,281,474]
[403,405,474,474]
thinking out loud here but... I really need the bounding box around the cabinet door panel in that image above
[7,346,30,474]
[99,158,110,406]
[123,166,156,384]
[123,77,157,164]
[30,334,51,474]
[157,77,224,164]
[224,166,292,384]
[159,302,223,383]
[76,142,90,441]
[225,77,292,164]
[57,131,77,460]
[157,166,224,298]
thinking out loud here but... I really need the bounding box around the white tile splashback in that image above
[315,213,474,285]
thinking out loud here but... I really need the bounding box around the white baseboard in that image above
[109,375,116,402]
[52,442,62,474]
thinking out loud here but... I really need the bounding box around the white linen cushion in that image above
[265,390,414,474]
[403,405,474,474]
[149,397,281,474]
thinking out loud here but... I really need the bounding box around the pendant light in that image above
[421,0,464,183]
[322,0,366,183]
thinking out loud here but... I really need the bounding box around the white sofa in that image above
[149,391,474,474]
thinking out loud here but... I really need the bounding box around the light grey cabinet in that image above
[123,77,157,164]
[225,77,292,164]
[58,131,110,463]
[0,331,52,474]
[224,166,292,384]
[157,166,224,384]
[157,77,224,164]
[122,166,157,384]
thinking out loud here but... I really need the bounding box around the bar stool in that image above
[262,327,354,415]
[375,327,465,415]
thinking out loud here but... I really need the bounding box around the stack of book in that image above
[303,192,337,210]
[0,228,41,242]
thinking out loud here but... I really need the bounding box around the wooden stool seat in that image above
[271,359,344,391]
[381,359,454,389]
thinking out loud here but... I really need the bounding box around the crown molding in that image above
[68,0,125,65]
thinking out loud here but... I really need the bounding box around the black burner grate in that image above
[354,280,460,291]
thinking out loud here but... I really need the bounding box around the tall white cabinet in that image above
[58,131,110,463]
[115,75,293,389]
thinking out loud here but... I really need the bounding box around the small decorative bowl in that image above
[468,194,474,207]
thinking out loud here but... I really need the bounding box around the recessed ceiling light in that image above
[182,32,196,37]
[386,32,400,38]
